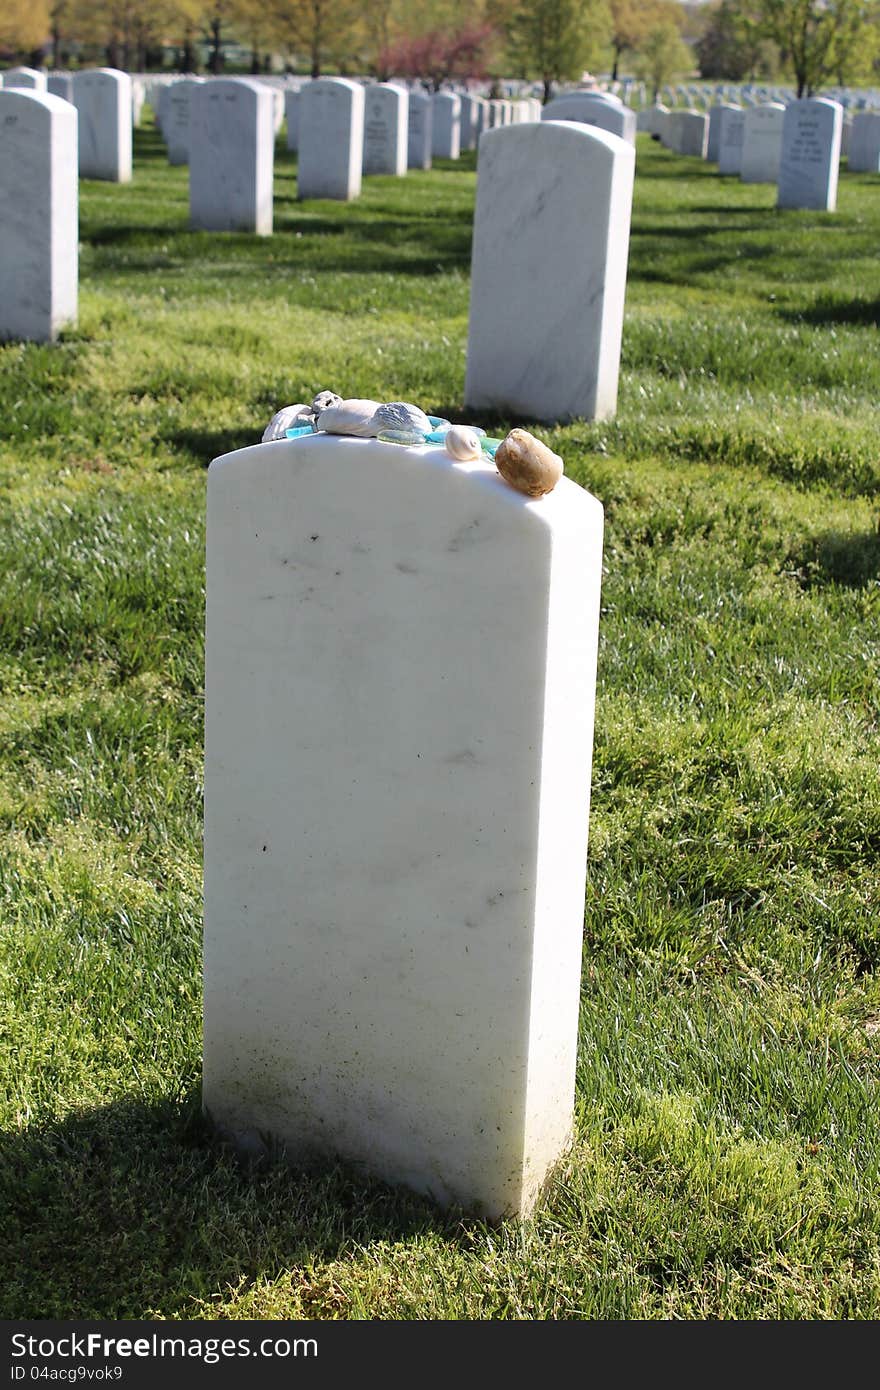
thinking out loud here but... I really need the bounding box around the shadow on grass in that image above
[780,296,880,328]
[1,1092,462,1319]
[787,528,880,589]
[168,427,259,465]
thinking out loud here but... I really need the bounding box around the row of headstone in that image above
[7,68,133,181]
[541,90,636,146]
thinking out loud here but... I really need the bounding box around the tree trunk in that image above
[543,77,552,104]
[210,19,223,75]
[251,47,260,74]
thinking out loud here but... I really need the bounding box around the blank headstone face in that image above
[777,98,842,211]
[362,83,407,176]
[73,68,132,182]
[669,109,708,157]
[204,433,604,1220]
[459,93,480,149]
[740,102,785,182]
[466,122,635,423]
[707,101,738,161]
[190,78,273,233]
[0,89,78,343]
[165,77,203,165]
[47,74,73,103]
[4,68,47,92]
[542,93,637,145]
[298,78,364,201]
[432,92,460,158]
[407,90,432,169]
[847,111,880,171]
[717,104,745,173]
[131,80,145,126]
[284,86,300,151]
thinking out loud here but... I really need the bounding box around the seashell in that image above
[377,428,427,446]
[371,401,432,437]
[311,390,342,415]
[444,425,484,462]
[317,398,383,436]
[262,403,314,443]
[494,429,564,498]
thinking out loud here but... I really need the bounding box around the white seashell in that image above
[311,390,342,415]
[444,425,483,462]
[261,404,314,443]
[318,398,383,436]
[371,401,432,437]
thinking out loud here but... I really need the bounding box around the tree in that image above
[268,0,363,78]
[0,0,49,57]
[741,0,877,97]
[634,16,693,98]
[503,0,612,103]
[695,0,778,79]
[380,22,499,86]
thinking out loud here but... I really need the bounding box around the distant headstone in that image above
[717,104,745,174]
[284,85,301,152]
[542,92,636,145]
[298,78,364,201]
[668,109,708,157]
[73,68,132,182]
[465,122,635,423]
[4,68,46,92]
[0,89,77,343]
[638,102,669,138]
[362,83,407,176]
[165,77,203,165]
[190,78,273,233]
[432,92,460,158]
[204,430,605,1221]
[459,93,481,150]
[707,101,737,161]
[847,110,880,171]
[131,78,145,127]
[777,98,842,210]
[740,102,785,182]
[47,74,73,103]
[407,89,432,169]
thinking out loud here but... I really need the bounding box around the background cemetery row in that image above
[3,66,879,348]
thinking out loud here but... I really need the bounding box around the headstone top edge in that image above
[487,119,635,160]
[0,87,74,116]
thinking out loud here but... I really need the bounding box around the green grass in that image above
[1,118,878,1320]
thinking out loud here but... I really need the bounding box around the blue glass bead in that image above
[481,438,504,459]
[376,428,428,446]
[427,415,450,428]
[285,424,316,438]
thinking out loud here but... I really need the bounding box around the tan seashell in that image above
[494,429,563,498]
[444,425,483,462]
[261,403,313,442]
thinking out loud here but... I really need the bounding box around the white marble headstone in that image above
[362,83,408,176]
[740,102,785,183]
[717,104,745,174]
[284,85,301,152]
[407,90,432,169]
[189,78,274,234]
[847,111,880,171]
[298,78,364,201]
[777,98,842,210]
[707,101,738,161]
[459,93,480,150]
[0,89,78,343]
[204,431,604,1220]
[165,77,203,166]
[47,74,73,103]
[542,92,636,145]
[668,109,708,157]
[4,68,46,92]
[73,68,132,182]
[432,92,460,158]
[465,121,634,424]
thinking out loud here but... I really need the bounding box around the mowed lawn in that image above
[1,116,879,1320]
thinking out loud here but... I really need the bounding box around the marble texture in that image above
[465,121,635,424]
[740,102,785,183]
[190,78,274,234]
[4,68,46,92]
[407,90,432,169]
[0,89,78,343]
[362,83,408,176]
[637,103,668,138]
[542,92,636,145]
[165,77,203,165]
[777,98,842,210]
[717,104,745,173]
[847,111,880,172]
[298,78,364,201]
[432,92,460,158]
[203,432,604,1220]
[73,68,132,182]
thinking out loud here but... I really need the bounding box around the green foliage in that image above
[503,0,612,97]
[737,0,879,96]
[1,121,879,1319]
